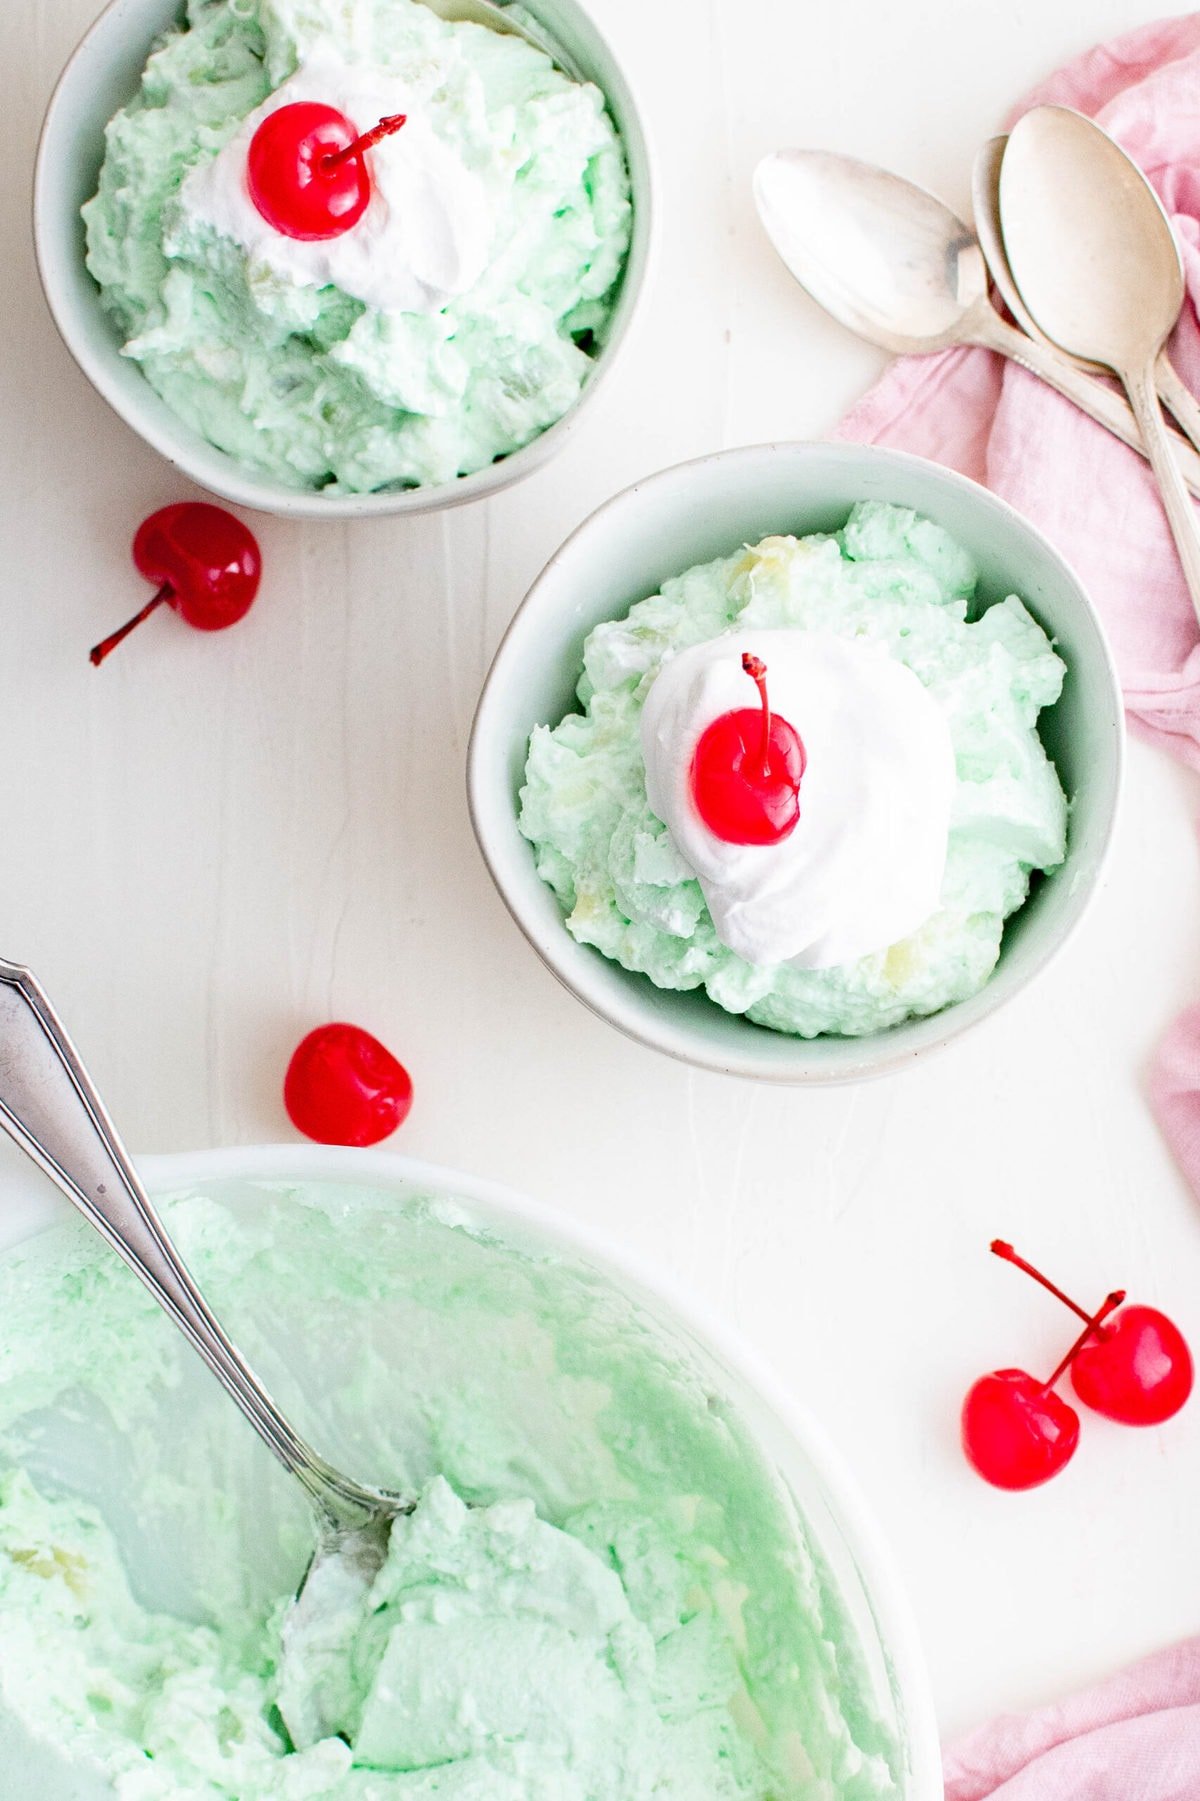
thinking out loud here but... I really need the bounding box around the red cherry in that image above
[689,652,806,845]
[90,504,261,667]
[246,102,407,242]
[992,1241,1192,1427]
[962,1290,1124,1490]
[962,1371,1080,1491]
[284,1023,413,1148]
[1072,1307,1193,1425]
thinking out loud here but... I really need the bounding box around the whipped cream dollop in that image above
[180,50,492,315]
[641,630,956,970]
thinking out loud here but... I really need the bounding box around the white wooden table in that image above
[7,0,1200,1750]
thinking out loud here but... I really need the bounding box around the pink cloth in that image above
[832,16,1200,1794]
[943,1639,1200,1798]
[840,23,1200,1246]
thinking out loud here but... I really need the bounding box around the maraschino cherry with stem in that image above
[962,1289,1125,1490]
[90,504,262,667]
[247,102,407,241]
[285,1024,413,1148]
[992,1240,1193,1426]
[689,652,807,845]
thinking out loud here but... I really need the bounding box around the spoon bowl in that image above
[753,149,989,353]
[752,148,1200,495]
[972,134,1103,373]
[1000,106,1184,368]
[1000,105,1200,622]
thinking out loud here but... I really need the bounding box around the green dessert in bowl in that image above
[36,0,649,516]
[520,501,1068,1040]
[0,1149,933,1796]
[469,443,1124,1082]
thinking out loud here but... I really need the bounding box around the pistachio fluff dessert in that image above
[82,0,632,494]
[520,502,1069,1038]
[0,1179,899,1797]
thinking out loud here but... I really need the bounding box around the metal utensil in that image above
[974,133,1200,456]
[0,957,406,1746]
[1000,105,1200,625]
[418,0,584,79]
[752,148,1200,499]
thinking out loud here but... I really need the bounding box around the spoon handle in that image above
[973,310,1200,500]
[1157,353,1200,461]
[1123,362,1200,627]
[416,0,584,78]
[0,959,381,1528]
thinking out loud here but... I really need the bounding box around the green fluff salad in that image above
[521,503,1069,1039]
[83,0,633,493]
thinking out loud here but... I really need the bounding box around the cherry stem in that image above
[1042,1290,1126,1394]
[89,584,172,668]
[320,112,407,172]
[991,1239,1093,1326]
[742,652,772,779]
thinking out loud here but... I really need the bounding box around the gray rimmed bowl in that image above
[468,440,1125,1083]
[33,0,653,521]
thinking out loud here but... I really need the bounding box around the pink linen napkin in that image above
[839,19,1200,1206]
[942,1637,1200,1798]
[832,16,1200,1794]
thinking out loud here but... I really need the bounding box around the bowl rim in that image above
[31,0,656,522]
[133,1138,943,1794]
[467,438,1126,1084]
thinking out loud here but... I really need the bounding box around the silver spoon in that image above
[419,0,584,79]
[0,958,406,1748]
[974,133,1200,457]
[753,148,1200,499]
[1000,106,1200,624]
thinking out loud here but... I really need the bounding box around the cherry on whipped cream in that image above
[284,1023,413,1147]
[247,102,407,241]
[962,1289,1125,1490]
[90,504,261,667]
[991,1240,1192,1427]
[689,652,806,845]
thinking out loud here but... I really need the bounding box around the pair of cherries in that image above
[962,1241,1193,1491]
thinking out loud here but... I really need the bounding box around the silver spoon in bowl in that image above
[973,132,1200,455]
[0,957,407,1748]
[419,0,585,79]
[1000,106,1200,626]
[752,148,1200,498]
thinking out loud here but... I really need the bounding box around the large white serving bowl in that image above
[0,1139,940,1798]
[469,440,1125,1083]
[33,0,653,521]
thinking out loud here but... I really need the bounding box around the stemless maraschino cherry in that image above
[962,1290,1125,1490]
[90,504,261,667]
[689,652,806,845]
[992,1240,1193,1426]
[284,1023,413,1148]
[247,102,407,241]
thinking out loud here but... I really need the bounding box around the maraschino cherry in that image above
[284,1023,413,1148]
[247,103,407,241]
[962,1290,1125,1490]
[90,504,261,667]
[689,652,806,845]
[992,1241,1193,1427]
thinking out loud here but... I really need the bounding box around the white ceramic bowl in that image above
[33,0,653,521]
[469,440,1125,1083]
[0,1140,940,1797]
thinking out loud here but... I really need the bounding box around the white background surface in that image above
[6,0,1200,1756]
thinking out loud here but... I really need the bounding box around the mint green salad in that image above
[82,0,633,493]
[520,503,1069,1038]
[0,1181,900,1798]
